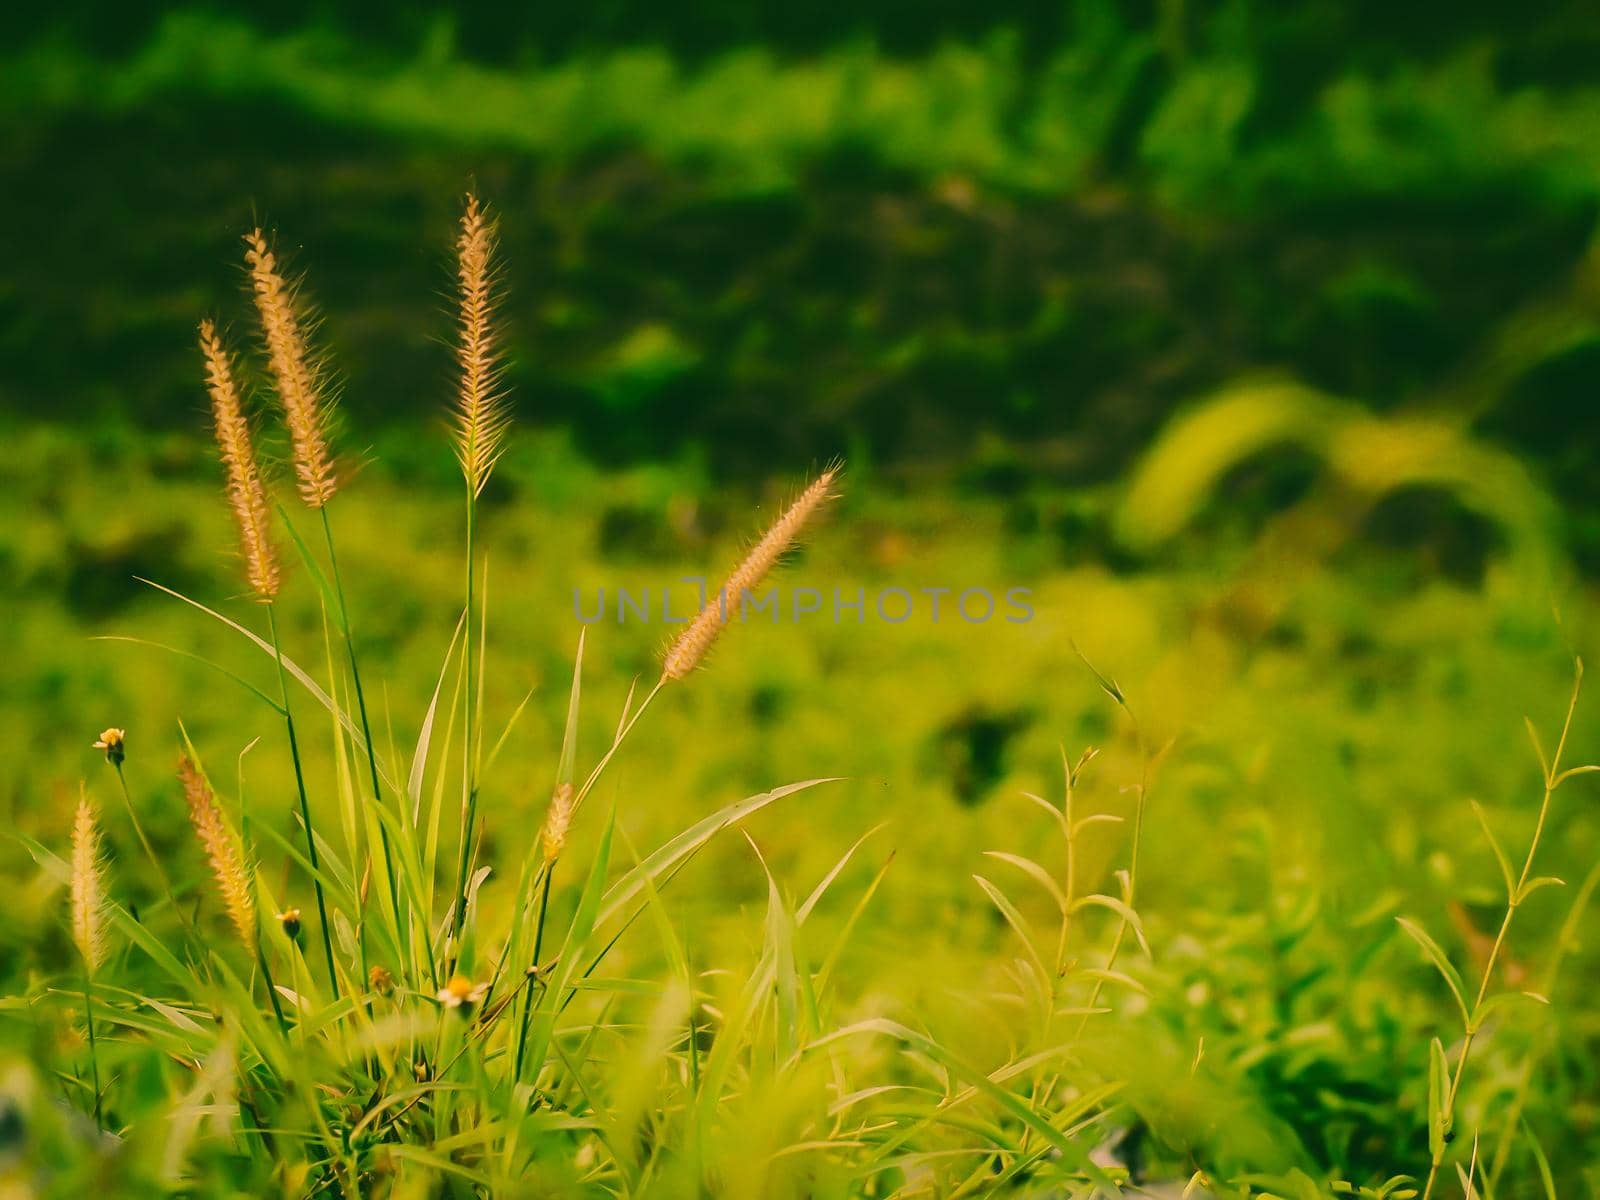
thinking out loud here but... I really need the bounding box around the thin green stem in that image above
[573,680,665,816]
[111,762,200,945]
[451,487,480,953]
[82,969,101,1126]
[1421,664,1583,1200]
[1486,856,1600,1188]
[257,937,289,1036]
[513,865,555,1082]
[1054,759,1078,978]
[320,506,403,971]
[266,601,340,996]
[1074,719,1149,1041]
[510,679,664,1083]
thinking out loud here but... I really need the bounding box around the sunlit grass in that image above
[3,192,1600,1191]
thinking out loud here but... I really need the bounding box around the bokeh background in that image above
[5,1,1600,1187]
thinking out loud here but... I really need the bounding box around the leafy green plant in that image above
[1398,660,1597,1200]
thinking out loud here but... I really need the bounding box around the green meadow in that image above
[3,6,1600,1196]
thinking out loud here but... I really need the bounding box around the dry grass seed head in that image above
[243,229,338,508]
[199,319,280,600]
[179,755,256,947]
[451,192,511,497]
[661,465,841,681]
[541,782,575,862]
[69,791,107,974]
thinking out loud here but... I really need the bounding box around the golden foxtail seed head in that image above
[451,192,511,497]
[540,782,574,862]
[69,790,108,975]
[179,755,256,947]
[200,320,280,600]
[662,466,841,681]
[244,230,338,508]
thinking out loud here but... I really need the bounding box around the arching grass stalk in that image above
[1419,659,1594,1200]
[509,468,839,1080]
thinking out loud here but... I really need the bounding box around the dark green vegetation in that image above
[3,4,1600,1196]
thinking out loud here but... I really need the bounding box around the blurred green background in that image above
[5,1,1600,1187]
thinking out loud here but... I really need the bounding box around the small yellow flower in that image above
[436,973,488,1014]
[93,728,126,767]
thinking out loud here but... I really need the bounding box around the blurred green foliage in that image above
[4,2,1600,1191]
[3,5,1600,530]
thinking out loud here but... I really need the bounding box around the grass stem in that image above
[81,969,101,1126]
[320,505,404,972]
[267,601,340,996]
[1420,661,1583,1200]
[450,486,480,954]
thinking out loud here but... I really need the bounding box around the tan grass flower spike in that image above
[540,782,575,862]
[451,192,511,497]
[662,466,841,681]
[244,230,338,508]
[179,755,256,946]
[69,792,108,974]
[200,320,280,599]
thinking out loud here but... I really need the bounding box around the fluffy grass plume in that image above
[199,319,279,600]
[451,191,510,496]
[244,229,337,508]
[68,791,107,975]
[540,781,574,862]
[662,465,840,681]
[179,755,255,946]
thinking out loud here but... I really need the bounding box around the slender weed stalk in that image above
[1412,657,1596,1200]
[507,467,844,1082]
[1069,644,1157,1034]
[92,728,196,941]
[69,789,107,1125]
[449,192,511,951]
[241,235,404,979]
[1485,855,1600,1188]
[201,318,340,993]
[965,648,1162,1192]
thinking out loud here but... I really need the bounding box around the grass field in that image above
[5,6,1600,1195]
[4,400,1598,1193]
